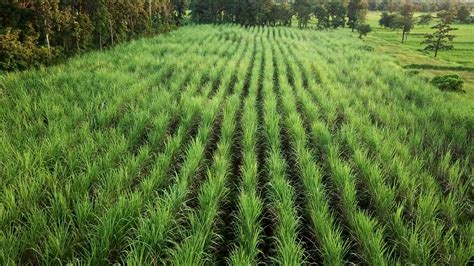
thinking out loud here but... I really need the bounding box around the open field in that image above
[364,11,474,98]
[1,25,473,264]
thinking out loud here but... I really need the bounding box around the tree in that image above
[191,0,216,24]
[326,2,346,28]
[347,0,368,32]
[92,0,111,50]
[422,11,457,57]
[417,13,432,25]
[271,3,293,26]
[456,5,471,24]
[172,0,186,25]
[379,11,398,28]
[225,0,239,23]
[313,2,346,30]
[398,3,415,43]
[377,0,386,11]
[256,0,273,25]
[232,0,259,26]
[0,28,50,71]
[357,23,371,38]
[36,0,60,51]
[368,0,377,11]
[1,0,178,71]
[314,4,329,29]
[294,0,311,28]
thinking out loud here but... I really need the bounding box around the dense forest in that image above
[0,0,470,71]
[0,0,185,71]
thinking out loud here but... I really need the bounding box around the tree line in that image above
[191,0,369,31]
[1,0,469,71]
[369,0,471,14]
[380,4,471,43]
[377,3,461,57]
[0,0,186,71]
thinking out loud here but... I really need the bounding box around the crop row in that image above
[1,25,472,265]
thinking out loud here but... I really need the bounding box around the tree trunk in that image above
[148,0,152,22]
[46,32,51,51]
[76,24,80,51]
[44,18,51,51]
[434,36,441,57]
[99,29,103,50]
[109,19,114,46]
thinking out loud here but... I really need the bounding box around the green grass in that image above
[1,25,473,265]
[230,36,263,265]
[364,11,474,98]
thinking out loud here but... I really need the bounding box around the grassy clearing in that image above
[364,11,474,98]
[1,24,472,265]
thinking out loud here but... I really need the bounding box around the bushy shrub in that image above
[0,29,53,71]
[379,12,400,28]
[431,74,464,92]
[357,24,372,38]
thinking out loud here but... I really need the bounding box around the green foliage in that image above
[326,2,347,29]
[1,25,472,266]
[456,5,471,24]
[0,0,182,71]
[191,0,220,24]
[399,3,415,43]
[190,0,277,26]
[172,0,187,25]
[379,11,399,28]
[358,44,374,51]
[269,3,293,26]
[379,5,416,43]
[404,64,474,72]
[431,74,464,91]
[357,23,372,38]
[0,28,52,71]
[314,4,330,29]
[417,13,433,25]
[314,2,347,29]
[294,0,312,28]
[347,0,368,31]
[422,11,457,57]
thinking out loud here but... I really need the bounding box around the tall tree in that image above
[294,0,311,28]
[422,11,457,57]
[347,0,367,32]
[92,0,111,50]
[270,3,292,26]
[172,0,186,25]
[456,5,470,24]
[256,0,273,25]
[379,11,398,28]
[37,0,60,51]
[191,0,215,24]
[327,1,346,28]
[314,4,329,29]
[417,13,432,25]
[398,3,415,43]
